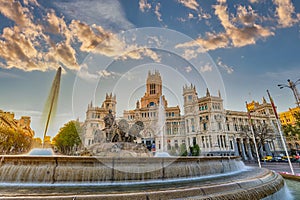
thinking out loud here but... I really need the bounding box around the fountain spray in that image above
[42,67,61,148]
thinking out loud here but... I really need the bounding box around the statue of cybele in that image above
[103,109,115,141]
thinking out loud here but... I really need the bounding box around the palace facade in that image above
[0,109,34,137]
[83,70,284,159]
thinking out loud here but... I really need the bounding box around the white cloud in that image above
[273,0,299,28]
[139,0,151,12]
[185,66,192,73]
[216,57,234,74]
[176,0,274,52]
[154,3,162,22]
[178,0,199,11]
[200,63,213,73]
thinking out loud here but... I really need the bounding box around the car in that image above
[262,155,273,162]
[272,156,283,162]
[28,148,54,156]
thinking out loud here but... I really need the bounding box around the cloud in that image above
[200,63,213,73]
[98,69,119,78]
[248,0,259,3]
[185,66,192,73]
[70,20,160,62]
[216,57,234,74]
[178,0,199,11]
[0,0,31,27]
[23,0,39,6]
[0,71,22,79]
[77,63,98,82]
[273,0,298,28]
[181,48,198,60]
[176,32,229,52]
[176,0,273,52]
[154,3,162,22]
[52,0,134,32]
[139,0,151,12]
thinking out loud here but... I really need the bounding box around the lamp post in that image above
[278,79,300,108]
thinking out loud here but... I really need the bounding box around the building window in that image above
[191,118,195,132]
[150,83,156,94]
[218,122,222,130]
[175,140,179,149]
[186,119,189,133]
[149,102,155,107]
[193,137,197,146]
[203,123,207,131]
[188,95,192,101]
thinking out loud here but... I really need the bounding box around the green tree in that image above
[179,143,188,156]
[191,144,200,156]
[53,120,82,155]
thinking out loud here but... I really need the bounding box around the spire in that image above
[206,88,210,97]
[136,100,140,109]
[218,90,221,98]
[262,96,267,104]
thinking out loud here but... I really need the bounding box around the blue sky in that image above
[0,0,299,138]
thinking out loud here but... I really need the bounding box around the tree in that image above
[179,143,188,156]
[251,123,274,157]
[53,120,82,155]
[191,144,200,156]
[0,127,33,154]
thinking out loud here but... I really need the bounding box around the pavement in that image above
[244,160,300,174]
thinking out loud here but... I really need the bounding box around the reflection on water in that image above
[285,179,300,200]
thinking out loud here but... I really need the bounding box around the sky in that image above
[0,0,299,139]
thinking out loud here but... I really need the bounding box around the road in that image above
[244,161,300,174]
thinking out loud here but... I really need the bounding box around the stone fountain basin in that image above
[0,156,284,199]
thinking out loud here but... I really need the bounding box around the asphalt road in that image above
[244,161,300,174]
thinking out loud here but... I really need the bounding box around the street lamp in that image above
[278,79,300,108]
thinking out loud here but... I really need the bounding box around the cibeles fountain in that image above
[0,32,288,198]
[0,107,287,199]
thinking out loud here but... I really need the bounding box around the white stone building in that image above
[82,70,283,158]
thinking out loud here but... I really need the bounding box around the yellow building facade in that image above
[0,109,34,137]
[279,107,300,126]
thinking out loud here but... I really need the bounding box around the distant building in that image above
[82,93,117,146]
[279,107,300,126]
[279,107,300,153]
[82,70,284,158]
[0,109,34,137]
[123,70,183,151]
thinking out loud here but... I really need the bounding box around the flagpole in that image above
[245,101,261,168]
[267,90,294,175]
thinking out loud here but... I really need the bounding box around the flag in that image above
[267,90,279,119]
[245,101,253,125]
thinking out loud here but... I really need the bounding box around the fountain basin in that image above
[0,156,284,199]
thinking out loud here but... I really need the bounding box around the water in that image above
[41,67,61,146]
[157,95,166,153]
[285,179,300,200]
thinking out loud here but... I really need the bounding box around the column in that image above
[264,142,272,156]
[247,138,254,160]
[233,138,239,156]
[240,139,248,160]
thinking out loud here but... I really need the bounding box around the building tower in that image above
[141,70,166,108]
